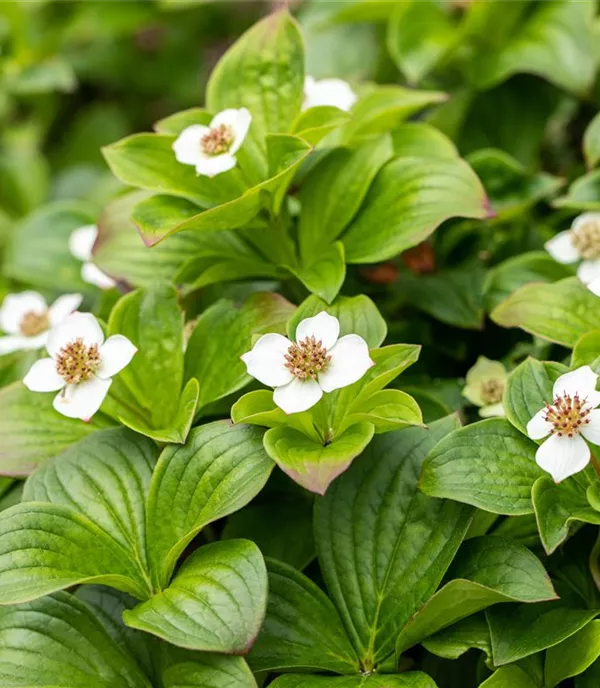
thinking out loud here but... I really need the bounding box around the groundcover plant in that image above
[3,1,600,686]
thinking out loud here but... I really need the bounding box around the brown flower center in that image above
[572,220,600,260]
[284,336,331,381]
[19,310,49,337]
[55,338,101,385]
[201,124,234,156]
[544,393,591,438]
[480,378,504,405]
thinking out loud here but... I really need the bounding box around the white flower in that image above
[172,108,251,178]
[545,213,600,292]
[69,225,116,290]
[241,311,374,414]
[462,356,507,418]
[0,291,82,356]
[303,76,357,112]
[526,366,600,483]
[23,312,137,421]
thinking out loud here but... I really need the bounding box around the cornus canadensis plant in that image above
[69,225,116,290]
[302,75,357,111]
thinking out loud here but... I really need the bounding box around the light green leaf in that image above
[289,242,346,304]
[0,382,108,476]
[572,330,600,371]
[503,358,567,436]
[491,278,600,347]
[346,388,422,433]
[206,11,304,144]
[315,417,472,668]
[487,601,599,665]
[390,123,458,159]
[249,558,359,674]
[154,107,211,135]
[263,422,375,496]
[420,418,543,515]
[287,294,387,348]
[298,136,393,258]
[584,112,600,169]
[484,251,574,312]
[185,293,294,412]
[124,540,267,654]
[468,0,596,96]
[396,535,556,655]
[146,421,273,587]
[422,614,491,661]
[479,666,539,688]
[161,654,257,688]
[552,170,600,212]
[343,155,490,263]
[546,619,600,687]
[0,592,150,687]
[270,675,437,688]
[9,56,76,95]
[292,106,352,144]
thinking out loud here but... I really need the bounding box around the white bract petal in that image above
[69,225,98,261]
[0,291,47,334]
[318,334,374,393]
[53,377,112,421]
[303,76,357,112]
[577,260,600,285]
[23,358,65,392]
[195,154,237,178]
[172,124,211,167]
[479,402,505,418]
[544,231,579,264]
[47,312,105,357]
[210,107,251,155]
[526,408,553,440]
[295,311,340,350]
[572,212,600,233]
[97,335,137,379]
[581,409,600,445]
[553,366,599,404]
[535,433,590,483]
[0,335,30,355]
[587,276,600,297]
[241,333,295,387]
[273,377,323,414]
[48,294,83,326]
[81,262,116,290]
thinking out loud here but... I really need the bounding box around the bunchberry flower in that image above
[23,312,136,421]
[0,291,82,355]
[545,213,600,295]
[69,225,116,290]
[172,108,251,177]
[526,366,600,483]
[462,357,507,418]
[241,311,374,414]
[303,75,357,112]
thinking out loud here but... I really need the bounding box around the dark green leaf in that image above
[546,620,600,688]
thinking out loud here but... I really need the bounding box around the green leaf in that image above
[0,502,150,603]
[154,107,211,135]
[0,382,108,476]
[298,136,393,258]
[396,535,556,655]
[249,558,359,674]
[104,282,197,443]
[3,200,95,292]
[390,123,458,160]
[484,251,574,312]
[102,133,244,207]
[552,170,600,212]
[584,112,600,169]
[263,422,375,496]
[479,666,539,688]
[9,56,76,95]
[546,620,600,687]
[184,293,294,412]
[487,601,599,666]
[422,614,491,660]
[124,540,267,654]
[289,242,346,304]
[491,278,600,348]
[532,475,600,555]
[387,1,457,85]
[146,421,274,587]
[420,418,543,515]
[347,388,423,433]
[503,358,567,436]
[468,0,596,96]
[343,155,490,263]
[292,106,352,145]
[206,11,304,144]
[0,592,150,687]
[161,654,257,688]
[572,330,600,371]
[287,294,387,348]
[270,675,438,688]
[315,417,473,668]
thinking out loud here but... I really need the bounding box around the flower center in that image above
[544,393,592,438]
[55,338,101,385]
[480,378,504,405]
[19,310,49,337]
[201,124,234,156]
[572,220,600,260]
[284,336,331,381]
